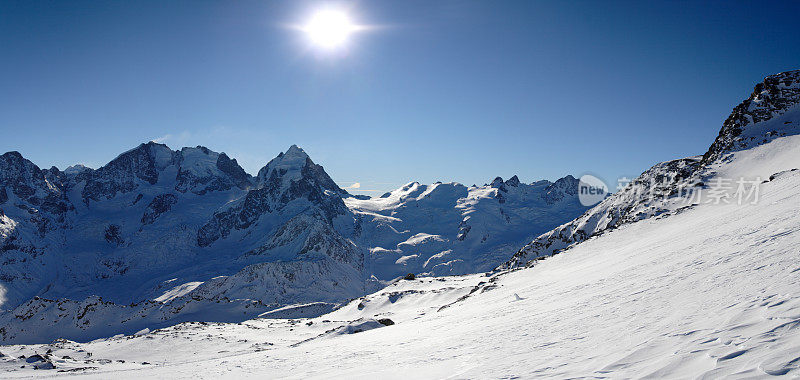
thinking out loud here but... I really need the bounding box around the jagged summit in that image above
[703,69,800,163]
[256,145,311,184]
[255,145,345,197]
[505,175,521,187]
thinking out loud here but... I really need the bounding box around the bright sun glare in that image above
[302,10,357,49]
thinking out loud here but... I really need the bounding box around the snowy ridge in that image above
[347,174,589,278]
[703,69,800,163]
[504,69,800,269]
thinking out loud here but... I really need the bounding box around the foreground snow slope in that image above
[1,132,797,378]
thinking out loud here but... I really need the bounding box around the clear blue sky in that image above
[1,1,798,194]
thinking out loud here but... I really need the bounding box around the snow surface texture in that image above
[0,112,798,377]
[0,138,586,343]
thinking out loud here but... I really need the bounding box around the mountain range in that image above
[0,69,798,377]
[0,139,589,343]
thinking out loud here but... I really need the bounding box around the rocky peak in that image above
[197,146,348,247]
[256,145,310,184]
[505,175,521,187]
[702,69,800,163]
[0,151,71,217]
[542,175,579,204]
[174,146,253,195]
[0,151,54,201]
[256,145,344,196]
[490,177,507,193]
[216,153,252,189]
[82,142,177,201]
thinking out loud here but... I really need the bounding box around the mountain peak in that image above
[257,145,312,185]
[702,69,800,163]
[505,175,521,187]
[285,144,308,158]
[64,164,93,176]
[541,175,579,204]
[1,151,24,160]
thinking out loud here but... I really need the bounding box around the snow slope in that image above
[505,69,800,269]
[1,130,797,378]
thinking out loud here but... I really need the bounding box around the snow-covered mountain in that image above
[0,70,797,378]
[0,141,587,343]
[347,175,588,278]
[503,69,800,269]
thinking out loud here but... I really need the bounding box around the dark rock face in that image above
[198,150,349,247]
[490,177,507,192]
[141,194,178,225]
[104,224,124,246]
[243,211,363,270]
[82,142,174,202]
[702,70,800,163]
[25,354,46,363]
[505,175,521,187]
[542,175,579,204]
[0,152,41,201]
[216,153,251,190]
[197,186,274,247]
[0,152,71,219]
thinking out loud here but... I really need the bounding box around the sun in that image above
[302,10,358,50]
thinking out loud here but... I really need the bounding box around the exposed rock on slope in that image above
[504,69,800,269]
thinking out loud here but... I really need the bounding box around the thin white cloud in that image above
[344,182,361,189]
[151,134,172,143]
[150,131,192,146]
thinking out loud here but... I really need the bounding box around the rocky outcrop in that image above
[541,175,579,204]
[702,70,800,163]
[141,194,178,225]
[81,142,175,202]
[504,70,800,270]
[198,145,348,247]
